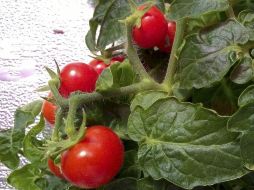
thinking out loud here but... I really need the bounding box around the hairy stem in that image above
[52,108,64,141]
[163,19,185,94]
[125,21,153,80]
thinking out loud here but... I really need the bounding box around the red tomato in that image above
[48,158,64,179]
[158,21,176,53]
[42,93,56,126]
[61,126,124,189]
[59,62,98,97]
[132,5,167,49]
[88,56,125,75]
[87,59,107,75]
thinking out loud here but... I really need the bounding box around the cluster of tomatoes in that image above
[41,4,175,189]
[42,56,125,189]
[132,5,176,53]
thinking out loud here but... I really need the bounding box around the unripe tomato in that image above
[48,158,64,179]
[88,55,125,75]
[42,93,56,126]
[158,21,176,53]
[61,126,124,189]
[59,62,98,97]
[132,5,168,49]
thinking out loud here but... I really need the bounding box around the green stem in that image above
[65,96,79,137]
[125,21,153,81]
[48,79,68,107]
[163,19,185,94]
[75,81,165,105]
[52,108,64,141]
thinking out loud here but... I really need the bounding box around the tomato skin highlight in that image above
[42,93,56,126]
[132,5,167,49]
[48,158,64,179]
[158,21,176,53]
[59,62,99,97]
[61,126,124,189]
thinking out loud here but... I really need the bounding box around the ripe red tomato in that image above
[59,62,98,97]
[132,5,167,49]
[42,93,56,126]
[88,55,125,75]
[61,126,124,189]
[48,158,64,178]
[158,21,176,53]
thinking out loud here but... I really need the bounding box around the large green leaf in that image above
[137,178,183,190]
[96,60,136,92]
[238,85,254,106]
[85,0,164,52]
[167,0,229,20]
[7,164,43,190]
[174,19,249,89]
[0,100,42,169]
[128,94,247,189]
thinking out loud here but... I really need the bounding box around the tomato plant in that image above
[41,93,56,126]
[61,126,124,189]
[132,5,167,49]
[3,1,254,190]
[59,62,99,97]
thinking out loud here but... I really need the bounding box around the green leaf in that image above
[96,60,136,92]
[23,115,46,165]
[0,100,42,169]
[128,95,247,189]
[227,103,254,133]
[100,178,137,190]
[36,175,71,190]
[119,150,141,178]
[240,132,254,170]
[137,178,183,190]
[0,130,20,169]
[167,0,229,20]
[174,19,249,89]
[238,10,254,41]
[85,0,165,51]
[109,119,129,139]
[230,57,253,84]
[185,12,226,34]
[130,91,168,111]
[7,164,43,190]
[238,85,254,106]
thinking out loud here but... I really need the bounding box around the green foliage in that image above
[3,0,254,190]
[128,93,248,189]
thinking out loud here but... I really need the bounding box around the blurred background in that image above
[0,0,96,188]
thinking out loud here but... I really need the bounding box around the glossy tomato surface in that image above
[42,93,56,126]
[158,21,176,53]
[88,55,125,75]
[132,5,167,49]
[61,126,124,189]
[59,62,98,97]
[48,158,64,178]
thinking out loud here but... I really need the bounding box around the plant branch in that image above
[163,19,185,94]
[125,21,153,81]
[52,108,64,141]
